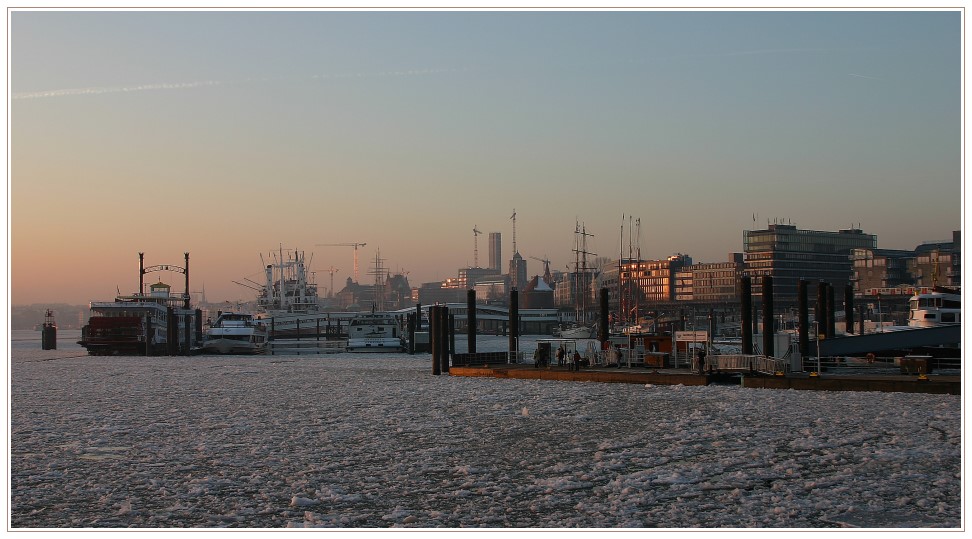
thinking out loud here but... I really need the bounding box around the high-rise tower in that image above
[488,232,502,272]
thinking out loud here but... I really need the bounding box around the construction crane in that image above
[473,226,482,268]
[316,243,366,282]
[529,255,552,282]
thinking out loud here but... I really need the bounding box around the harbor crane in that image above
[316,242,366,282]
[529,256,553,282]
[473,226,482,268]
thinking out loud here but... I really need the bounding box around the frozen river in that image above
[8,330,962,529]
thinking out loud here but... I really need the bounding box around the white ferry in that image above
[908,287,961,328]
[201,312,268,354]
[346,312,405,352]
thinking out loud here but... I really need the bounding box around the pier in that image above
[448,363,960,395]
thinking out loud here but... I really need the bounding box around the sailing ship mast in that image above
[572,221,595,326]
[369,247,387,312]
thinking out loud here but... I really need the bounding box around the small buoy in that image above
[809,371,820,377]
[917,373,929,381]
[774,371,785,377]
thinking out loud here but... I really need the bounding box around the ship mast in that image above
[572,221,595,326]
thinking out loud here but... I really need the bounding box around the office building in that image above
[743,224,876,304]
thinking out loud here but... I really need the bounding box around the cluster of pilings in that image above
[739,276,855,358]
[436,288,618,374]
[163,308,203,355]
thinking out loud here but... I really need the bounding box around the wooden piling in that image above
[845,284,854,334]
[443,308,452,373]
[509,289,519,362]
[599,288,609,343]
[431,306,441,375]
[762,275,774,358]
[798,279,809,357]
[467,289,477,354]
[740,276,753,355]
[816,281,826,338]
[826,282,836,339]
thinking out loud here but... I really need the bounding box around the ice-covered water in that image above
[8,330,962,528]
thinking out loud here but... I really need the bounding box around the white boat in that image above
[908,287,961,328]
[249,246,331,338]
[558,324,596,339]
[201,312,268,354]
[346,312,404,352]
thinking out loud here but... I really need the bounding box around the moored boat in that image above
[346,312,404,352]
[201,312,268,354]
[250,246,336,338]
[79,253,201,356]
[557,324,596,339]
[908,286,961,328]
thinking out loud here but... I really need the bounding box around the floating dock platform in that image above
[448,365,960,395]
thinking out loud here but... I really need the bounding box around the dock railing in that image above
[706,354,789,375]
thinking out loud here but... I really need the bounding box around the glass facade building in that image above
[743,224,876,304]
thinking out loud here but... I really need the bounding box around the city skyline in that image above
[9,8,962,305]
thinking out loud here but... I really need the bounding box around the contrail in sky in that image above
[12,67,466,100]
[12,80,223,100]
[848,73,883,80]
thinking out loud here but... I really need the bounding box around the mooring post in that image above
[443,308,452,373]
[826,282,836,339]
[509,289,519,363]
[740,276,753,355]
[762,275,774,359]
[844,283,854,335]
[467,289,477,354]
[431,305,441,375]
[816,281,825,342]
[798,279,809,358]
[599,287,609,344]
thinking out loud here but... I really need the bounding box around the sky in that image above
[7,7,963,306]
